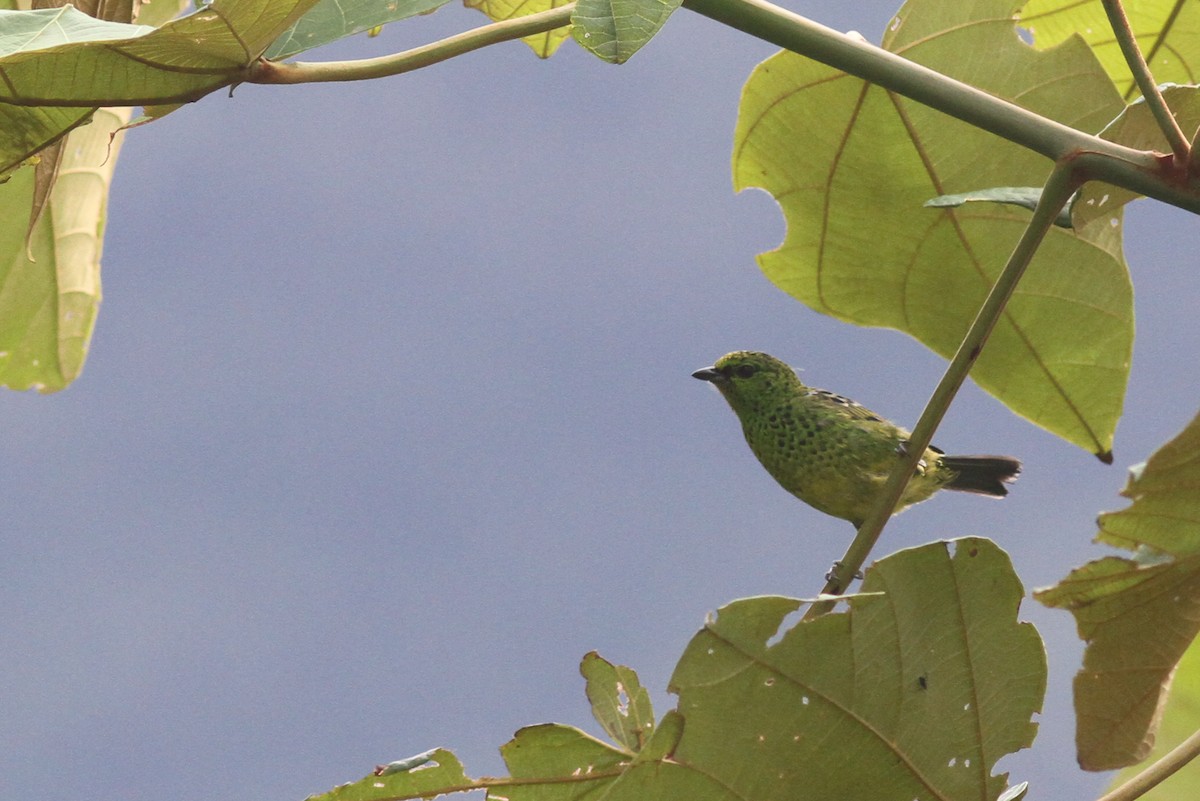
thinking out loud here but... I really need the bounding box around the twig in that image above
[1100,0,1190,168]
[247,5,576,84]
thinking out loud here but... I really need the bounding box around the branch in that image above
[805,162,1083,617]
[1101,0,1190,166]
[247,5,576,85]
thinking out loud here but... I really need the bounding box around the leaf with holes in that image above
[1073,85,1200,227]
[581,651,655,751]
[1036,408,1200,770]
[667,538,1044,801]
[734,0,1129,458]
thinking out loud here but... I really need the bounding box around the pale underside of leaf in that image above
[0,106,127,391]
[1018,0,1200,101]
[733,0,1130,456]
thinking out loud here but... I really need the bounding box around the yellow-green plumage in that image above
[693,351,1020,526]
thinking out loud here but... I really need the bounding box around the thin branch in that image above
[804,162,1083,618]
[1097,727,1200,801]
[247,5,575,85]
[1101,0,1190,166]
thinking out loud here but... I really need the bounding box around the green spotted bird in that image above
[693,351,1020,527]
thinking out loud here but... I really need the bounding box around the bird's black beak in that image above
[692,366,724,382]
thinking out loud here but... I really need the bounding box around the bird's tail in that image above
[941,455,1022,497]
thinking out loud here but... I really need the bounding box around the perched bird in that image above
[693,351,1020,527]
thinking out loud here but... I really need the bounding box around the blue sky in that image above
[5,1,1200,799]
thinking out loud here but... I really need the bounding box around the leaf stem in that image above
[805,162,1083,616]
[681,0,1200,214]
[1100,0,1190,167]
[1097,727,1200,801]
[247,5,576,84]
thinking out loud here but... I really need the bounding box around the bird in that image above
[692,351,1020,527]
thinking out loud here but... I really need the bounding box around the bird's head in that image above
[692,351,803,412]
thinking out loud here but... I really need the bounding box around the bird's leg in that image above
[824,560,865,592]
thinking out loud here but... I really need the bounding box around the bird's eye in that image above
[735,364,757,379]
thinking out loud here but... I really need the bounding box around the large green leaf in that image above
[0,106,125,391]
[669,538,1044,801]
[1018,0,1200,100]
[1036,408,1200,769]
[734,0,1129,457]
[0,0,320,172]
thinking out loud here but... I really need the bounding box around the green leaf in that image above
[0,0,309,102]
[570,0,681,63]
[733,0,1129,457]
[0,106,126,392]
[668,538,1044,801]
[1106,637,1200,798]
[581,651,655,751]
[1018,0,1200,100]
[924,187,1076,228]
[264,0,454,61]
[465,0,573,58]
[306,747,472,801]
[0,0,321,171]
[1036,408,1200,769]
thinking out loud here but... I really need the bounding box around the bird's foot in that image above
[825,561,865,591]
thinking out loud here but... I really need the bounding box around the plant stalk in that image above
[1100,0,1190,166]
[248,5,576,84]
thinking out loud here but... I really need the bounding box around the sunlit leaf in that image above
[734,0,1129,457]
[1074,85,1200,227]
[465,0,573,57]
[1018,0,1200,100]
[1036,409,1200,769]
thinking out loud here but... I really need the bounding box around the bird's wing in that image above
[805,388,887,423]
